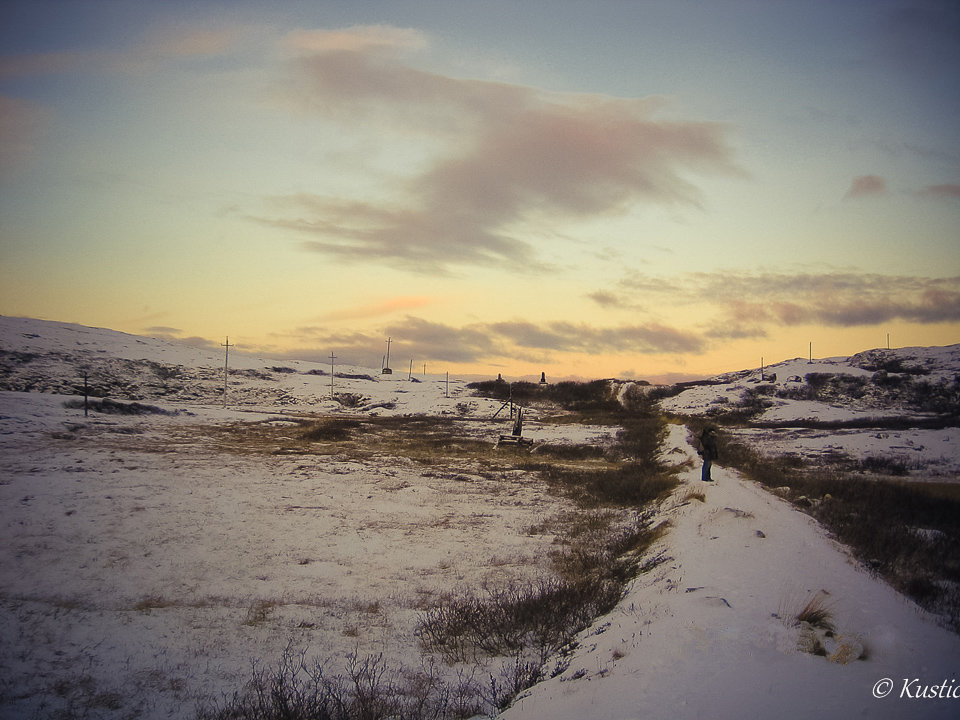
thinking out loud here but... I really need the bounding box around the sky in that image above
[1,0,958,382]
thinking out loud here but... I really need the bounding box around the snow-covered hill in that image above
[0,315,495,417]
[661,345,960,421]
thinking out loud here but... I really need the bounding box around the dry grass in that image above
[194,400,678,720]
[793,592,835,632]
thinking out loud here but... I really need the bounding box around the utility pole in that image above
[382,337,393,374]
[408,359,413,381]
[329,351,337,398]
[221,336,233,407]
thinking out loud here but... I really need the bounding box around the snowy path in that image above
[503,424,960,720]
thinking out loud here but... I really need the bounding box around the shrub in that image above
[859,455,910,476]
[62,398,178,416]
[417,576,624,665]
[468,378,622,413]
[197,648,481,720]
[610,416,668,465]
[334,393,365,408]
[300,419,362,442]
[534,443,607,461]
[537,463,676,508]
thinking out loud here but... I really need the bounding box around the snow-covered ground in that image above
[0,402,572,717]
[659,347,960,478]
[1,316,959,719]
[502,425,960,720]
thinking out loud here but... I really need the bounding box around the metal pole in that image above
[221,336,233,407]
[329,352,337,398]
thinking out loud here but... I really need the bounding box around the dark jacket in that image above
[699,429,719,460]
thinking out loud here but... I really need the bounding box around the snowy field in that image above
[0,391,579,717]
[2,316,959,719]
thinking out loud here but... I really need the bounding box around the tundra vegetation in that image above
[198,381,677,719]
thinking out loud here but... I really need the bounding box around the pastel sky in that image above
[1,0,958,381]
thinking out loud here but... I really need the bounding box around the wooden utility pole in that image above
[329,351,337,398]
[221,337,233,407]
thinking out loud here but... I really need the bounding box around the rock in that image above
[824,634,865,665]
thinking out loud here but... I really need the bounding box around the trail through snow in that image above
[502,424,960,720]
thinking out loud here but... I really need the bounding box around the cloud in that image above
[317,296,434,322]
[617,271,960,329]
[255,27,741,274]
[276,317,498,365]
[270,314,707,367]
[844,175,887,200]
[283,26,429,54]
[0,26,244,78]
[586,290,625,308]
[490,320,704,355]
[919,183,960,200]
[141,26,247,59]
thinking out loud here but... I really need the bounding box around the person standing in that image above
[698,426,719,482]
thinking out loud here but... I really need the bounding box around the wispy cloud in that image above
[252,26,741,274]
[615,271,960,329]
[844,174,887,200]
[919,183,960,200]
[317,295,434,322]
[0,26,245,78]
[490,320,704,354]
[272,314,706,367]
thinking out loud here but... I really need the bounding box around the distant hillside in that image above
[659,345,960,423]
